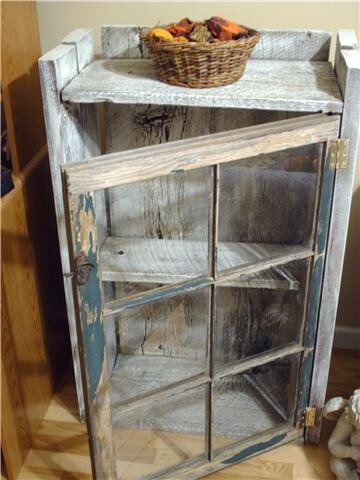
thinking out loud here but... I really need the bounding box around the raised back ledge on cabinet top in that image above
[59,26,343,113]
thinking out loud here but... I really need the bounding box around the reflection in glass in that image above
[214,259,308,369]
[217,143,321,273]
[113,386,206,479]
[213,354,299,451]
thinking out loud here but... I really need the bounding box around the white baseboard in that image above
[333,326,360,350]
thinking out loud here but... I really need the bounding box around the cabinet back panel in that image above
[102,107,306,359]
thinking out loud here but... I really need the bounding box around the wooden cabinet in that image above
[39,27,360,479]
[1,3,70,478]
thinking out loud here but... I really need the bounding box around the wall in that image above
[37,2,359,56]
[36,1,359,330]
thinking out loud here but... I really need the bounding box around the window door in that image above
[63,113,339,480]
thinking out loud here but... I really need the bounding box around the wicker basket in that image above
[141,27,260,88]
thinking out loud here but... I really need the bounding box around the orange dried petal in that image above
[150,28,174,41]
[168,17,194,35]
[173,36,189,43]
[206,16,248,41]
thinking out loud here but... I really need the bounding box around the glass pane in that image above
[112,385,206,479]
[101,167,212,296]
[214,259,308,369]
[213,354,299,451]
[217,143,322,273]
[110,288,209,404]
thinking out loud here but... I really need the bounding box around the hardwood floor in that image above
[16,348,359,479]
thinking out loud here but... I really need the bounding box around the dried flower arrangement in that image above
[141,17,260,88]
[149,17,254,43]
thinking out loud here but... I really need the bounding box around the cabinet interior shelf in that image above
[61,59,343,113]
[109,354,284,440]
[100,236,312,290]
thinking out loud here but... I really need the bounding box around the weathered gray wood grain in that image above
[111,360,208,412]
[110,356,204,409]
[102,25,150,59]
[39,43,87,419]
[110,358,279,439]
[100,103,305,392]
[62,58,343,113]
[216,246,313,284]
[101,25,331,61]
[60,31,106,245]
[63,113,340,194]
[64,112,333,377]
[251,29,331,61]
[101,31,217,367]
[100,104,309,384]
[65,191,116,479]
[103,276,211,316]
[66,111,327,379]
[39,29,118,421]
[307,31,360,444]
[41,25,354,478]
[101,32,216,379]
[215,268,307,369]
[102,244,312,316]
[218,145,321,246]
[62,28,94,71]
[98,30,324,399]
[100,236,300,289]
[61,30,117,380]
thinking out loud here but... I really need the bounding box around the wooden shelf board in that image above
[110,354,282,440]
[62,59,343,113]
[100,236,304,290]
[110,354,203,407]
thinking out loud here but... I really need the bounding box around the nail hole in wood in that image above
[117,250,125,255]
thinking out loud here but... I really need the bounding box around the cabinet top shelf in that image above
[61,58,343,113]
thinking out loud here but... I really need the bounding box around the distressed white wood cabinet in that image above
[39,26,360,479]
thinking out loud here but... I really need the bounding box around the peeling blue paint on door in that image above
[223,433,287,465]
[75,193,106,403]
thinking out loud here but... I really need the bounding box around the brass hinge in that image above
[299,407,317,428]
[329,139,349,170]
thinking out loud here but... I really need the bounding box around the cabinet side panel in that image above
[61,30,116,375]
[307,31,360,443]
[39,32,101,418]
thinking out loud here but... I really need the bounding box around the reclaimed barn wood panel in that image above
[65,191,116,479]
[41,24,360,478]
[39,29,104,419]
[64,114,340,193]
[100,237,301,289]
[101,26,331,61]
[62,59,343,113]
[39,42,87,421]
[96,34,339,416]
[62,114,337,402]
[60,29,117,378]
[307,31,360,444]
